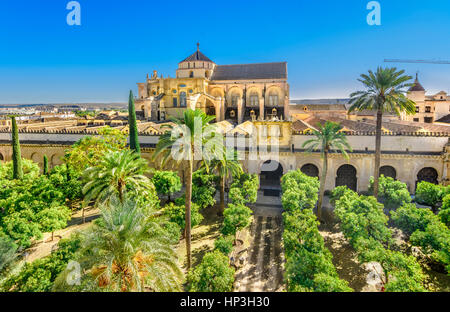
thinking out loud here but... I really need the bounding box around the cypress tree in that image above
[128,90,141,155]
[43,155,49,175]
[11,116,23,180]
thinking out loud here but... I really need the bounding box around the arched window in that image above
[269,92,279,106]
[301,164,319,178]
[380,166,397,179]
[231,95,239,107]
[417,167,438,185]
[336,164,357,191]
[189,71,194,78]
[249,93,259,106]
[179,92,187,107]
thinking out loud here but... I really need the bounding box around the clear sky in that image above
[1,0,450,104]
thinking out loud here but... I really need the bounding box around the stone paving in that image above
[235,191,285,292]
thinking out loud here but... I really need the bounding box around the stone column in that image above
[238,98,244,124]
[259,96,264,120]
[442,141,450,185]
[284,96,290,120]
[220,97,225,122]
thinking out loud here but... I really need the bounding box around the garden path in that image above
[235,191,285,292]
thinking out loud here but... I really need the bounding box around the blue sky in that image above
[1,0,450,104]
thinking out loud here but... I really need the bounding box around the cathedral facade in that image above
[135,44,290,124]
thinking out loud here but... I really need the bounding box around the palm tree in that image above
[53,198,182,292]
[153,109,219,270]
[203,148,243,215]
[82,149,153,222]
[302,121,352,221]
[349,67,416,197]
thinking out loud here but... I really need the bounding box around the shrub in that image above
[1,234,81,292]
[165,200,203,229]
[390,203,435,236]
[192,171,218,209]
[283,209,324,258]
[36,204,72,239]
[329,186,357,206]
[438,194,450,227]
[163,221,182,244]
[391,202,450,273]
[312,273,353,292]
[228,187,246,205]
[214,236,234,255]
[369,175,411,209]
[281,170,320,211]
[187,251,235,292]
[228,173,259,206]
[281,172,350,292]
[48,164,83,201]
[0,235,19,277]
[221,203,253,236]
[1,209,42,248]
[334,191,428,291]
[415,181,448,207]
[0,161,73,248]
[151,170,182,201]
[0,159,40,181]
[356,240,427,292]
[335,194,392,246]
[410,222,450,272]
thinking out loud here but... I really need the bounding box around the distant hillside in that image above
[0,103,127,109]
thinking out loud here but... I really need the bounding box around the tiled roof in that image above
[290,104,347,111]
[408,74,426,92]
[292,120,315,133]
[211,62,287,81]
[180,50,213,63]
[290,99,350,105]
[348,109,397,117]
[436,114,450,124]
[383,119,450,133]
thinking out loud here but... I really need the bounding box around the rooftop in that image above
[211,62,287,81]
[180,43,214,63]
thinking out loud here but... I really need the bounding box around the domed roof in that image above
[408,73,425,92]
[180,43,214,63]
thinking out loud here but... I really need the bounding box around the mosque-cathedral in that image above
[1,45,450,194]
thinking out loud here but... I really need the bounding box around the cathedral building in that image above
[0,46,449,195]
[402,74,450,124]
[135,44,289,124]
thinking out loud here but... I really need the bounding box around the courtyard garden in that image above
[0,102,449,293]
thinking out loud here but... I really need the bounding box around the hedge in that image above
[281,170,352,292]
[369,175,411,209]
[391,203,450,273]
[333,188,427,292]
[415,181,450,207]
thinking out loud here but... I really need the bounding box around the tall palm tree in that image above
[203,148,243,215]
[153,109,219,270]
[53,198,182,292]
[82,149,153,217]
[349,67,416,197]
[302,121,352,221]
